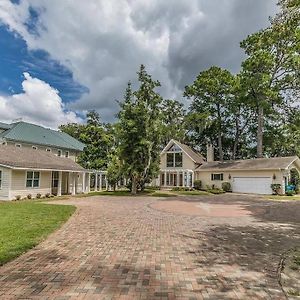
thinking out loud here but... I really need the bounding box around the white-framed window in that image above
[57,149,62,157]
[1,141,7,145]
[32,146,38,150]
[211,173,224,181]
[26,171,40,188]
[0,170,2,189]
[15,144,22,148]
[46,148,51,152]
[65,151,69,158]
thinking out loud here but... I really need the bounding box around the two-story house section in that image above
[159,139,205,188]
[0,121,84,161]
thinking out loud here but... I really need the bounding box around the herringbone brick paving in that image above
[0,195,299,299]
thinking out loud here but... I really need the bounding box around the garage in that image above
[232,177,273,194]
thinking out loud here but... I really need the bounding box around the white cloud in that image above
[0,72,82,129]
[0,0,278,121]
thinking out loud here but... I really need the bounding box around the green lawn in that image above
[175,190,211,196]
[266,195,300,201]
[0,201,75,265]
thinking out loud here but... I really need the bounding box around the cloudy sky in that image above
[0,0,278,128]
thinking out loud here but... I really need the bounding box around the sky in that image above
[0,0,278,128]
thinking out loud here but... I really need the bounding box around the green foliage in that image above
[106,154,122,191]
[207,188,225,194]
[171,187,190,191]
[116,65,163,194]
[222,182,232,192]
[271,184,282,195]
[193,180,202,190]
[286,190,296,196]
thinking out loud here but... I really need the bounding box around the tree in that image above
[116,65,163,194]
[240,0,300,157]
[161,99,186,146]
[106,153,122,191]
[184,66,236,161]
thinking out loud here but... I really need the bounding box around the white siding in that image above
[0,167,11,200]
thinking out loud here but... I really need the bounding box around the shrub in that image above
[27,194,32,199]
[222,182,231,192]
[271,184,281,195]
[45,193,51,198]
[286,190,296,196]
[36,193,42,199]
[207,188,225,194]
[15,195,21,201]
[194,180,202,190]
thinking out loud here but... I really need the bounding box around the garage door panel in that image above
[232,177,272,194]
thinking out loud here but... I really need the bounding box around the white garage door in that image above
[232,177,273,194]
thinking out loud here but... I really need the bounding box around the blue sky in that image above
[0,24,87,102]
[0,0,277,128]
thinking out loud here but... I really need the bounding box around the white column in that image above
[100,174,102,191]
[87,173,91,193]
[183,171,186,187]
[95,173,98,191]
[105,174,108,190]
[72,173,76,195]
[177,171,179,187]
[57,171,62,196]
[191,171,194,188]
[82,173,86,193]
[164,171,167,187]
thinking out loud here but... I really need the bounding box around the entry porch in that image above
[160,169,194,188]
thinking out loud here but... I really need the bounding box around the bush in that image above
[194,180,202,190]
[45,193,51,198]
[171,187,191,192]
[222,182,231,192]
[286,190,296,196]
[36,193,42,199]
[271,184,281,195]
[27,194,32,199]
[207,188,225,194]
[15,195,21,201]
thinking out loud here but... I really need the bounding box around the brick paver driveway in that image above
[0,195,299,299]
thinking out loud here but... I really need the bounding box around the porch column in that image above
[87,173,91,193]
[177,171,179,187]
[100,173,102,191]
[57,171,62,196]
[105,174,108,190]
[182,171,185,187]
[95,173,98,191]
[191,171,194,188]
[72,172,76,195]
[164,171,167,187]
[82,172,86,193]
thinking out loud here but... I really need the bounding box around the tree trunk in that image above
[218,132,224,162]
[131,176,137,195]
[257,106,264,158]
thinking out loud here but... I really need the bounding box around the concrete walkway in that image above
[0,195,299,299]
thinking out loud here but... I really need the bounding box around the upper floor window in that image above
[167,144,182,152]
[211,173,223,181]
[57,149,62,157]
[32,146,38,150]
[0,170,2,189]
[166,152,183,168]
[1,141,7,146]
[26,171,40,188]
[15,144,21,148]
[46,148,51,152]
[65,151,69,158]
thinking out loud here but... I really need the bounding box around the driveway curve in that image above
[0,195,299,299]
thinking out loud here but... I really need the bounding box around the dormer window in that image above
[15,144,21,148]
[46,148,51,152]
[32,146,38,150]
[57,149,62,157]
[65,151,69,158]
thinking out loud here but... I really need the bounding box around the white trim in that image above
[32,145,38,150]
[25,170,40,189]
[57,149,62,157]
[285,157,299,170]
[160,139,198,163]
[46,148,52,152]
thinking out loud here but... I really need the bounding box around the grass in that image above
[0,201,75,265]
[266,195,300,201]
[175,190,211,196]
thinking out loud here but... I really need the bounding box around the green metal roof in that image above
[0,121,85,151]
[0,122,12,130]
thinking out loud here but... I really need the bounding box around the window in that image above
[0,170,2,189]
[46,148,51,152]
[2,141,7,145]
[52,171,59,188]
[15,144,21,148]
[166,152,183,168]
[211,173,223,181]
[65,151,69,158]
[32,146,38,150]
[57,150,62,157]
[26,171,40,188]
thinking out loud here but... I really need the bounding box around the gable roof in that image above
[161,139,205,164]
[197,156,300,171]
[0,144,86,172]
[0,121,85,151]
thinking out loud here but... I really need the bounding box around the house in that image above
[0,121,106,200]
[158,139,300,195]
